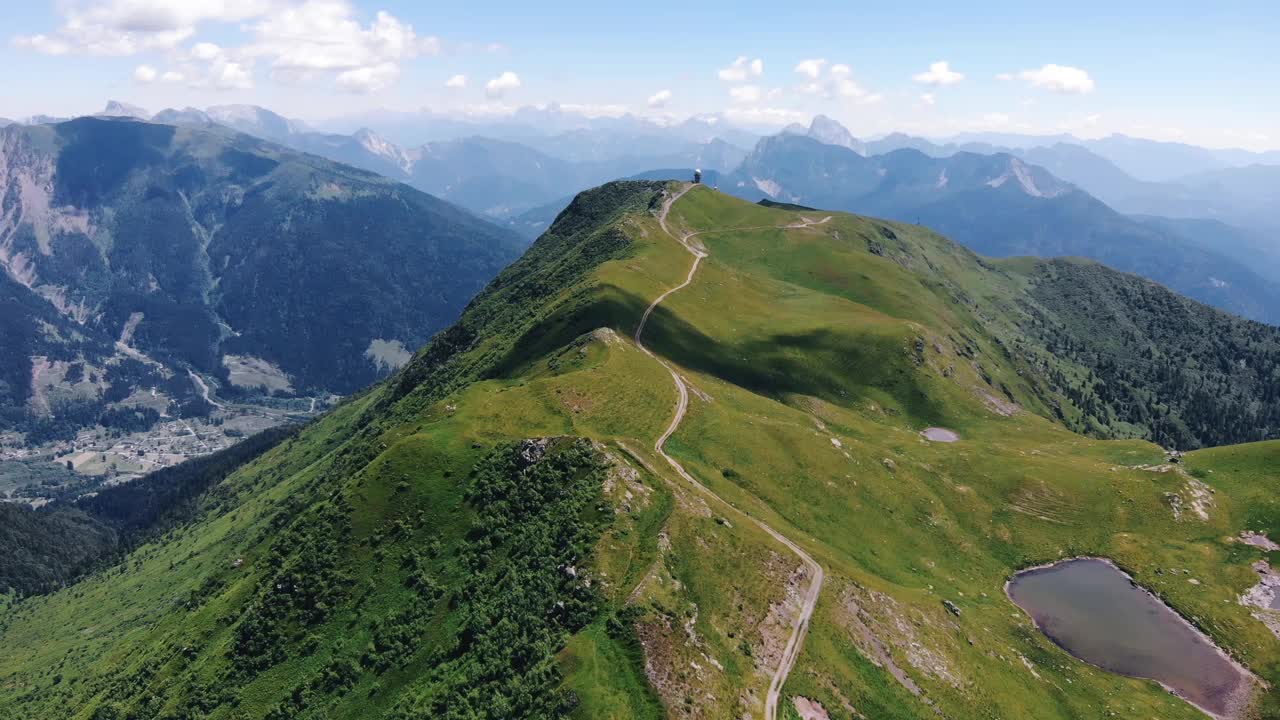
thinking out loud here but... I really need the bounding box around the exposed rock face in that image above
[1241,560,1280,640]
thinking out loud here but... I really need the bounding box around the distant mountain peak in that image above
[151,107,214,127]
[354,127,411,172]
[98,101,150,120]
[778,114,866,155]
[206,104,308,140]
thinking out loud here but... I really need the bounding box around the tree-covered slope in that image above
[1003,257,1280,449]
[0,426,291,596]
[0,117,523,438]
[3,184,1280,720]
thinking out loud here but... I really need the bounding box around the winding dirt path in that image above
[634,184,826,720]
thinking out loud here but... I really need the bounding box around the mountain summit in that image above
[783,114,866,154]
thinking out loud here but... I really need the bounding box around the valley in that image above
[0,395,320,505]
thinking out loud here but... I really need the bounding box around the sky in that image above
[3,0,1278,150]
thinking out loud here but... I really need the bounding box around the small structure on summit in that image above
[693,168,702,184]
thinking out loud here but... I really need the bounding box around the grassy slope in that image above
[1,184,1278,719]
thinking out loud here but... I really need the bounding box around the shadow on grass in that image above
[491,285,948,427]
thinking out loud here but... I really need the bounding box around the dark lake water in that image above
[1007,558,1249,717]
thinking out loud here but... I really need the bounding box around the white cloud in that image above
[729,85,762,103]
[17,1,445,94]
[213,60,253,90]
[161,70,185,82]
[647,89,672,108]
[718,55,763,82]
[1016,64,1095,94]
[920,92,936,106]
[791,61,879,104]
[485,71,521,98]
[87,0,269,33]
[336,61,399,93]
[913,61,963,86]
[246,4,438,72]
[191,41,223,61]
[133,64,158,83]
[995,72,1014,81]
[13,0,271,56]
[833,65,876,102]
[12,34,72,55]
[794,58,826,79]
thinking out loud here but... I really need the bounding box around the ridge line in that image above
[632,184,826,720]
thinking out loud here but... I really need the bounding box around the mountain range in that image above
[851,125,1279,237]
[0,116,523,440]
[12,103,1279,330]
[84,101,1280,239]
[3,181,1280,720]
[723,133,1280,322]
[9,105,1278,380]
[138,104,750,221]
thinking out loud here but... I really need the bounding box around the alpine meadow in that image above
[3,3,1280,720]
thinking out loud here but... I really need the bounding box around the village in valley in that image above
[0,397,326,507]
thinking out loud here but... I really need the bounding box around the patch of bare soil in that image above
[756,561,810,679]
[1143,464,1215,521]
[584,326,628,349]
[1240,560,1280,640]
[27,357,53,417]
[976,389,1019,416]
[223,354,294,393]
[636,610,716,719]
[1239,531,1280,552]
[836,582,964,699]
[792,696,830,720]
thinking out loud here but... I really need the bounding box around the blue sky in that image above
[4,0,1278,149]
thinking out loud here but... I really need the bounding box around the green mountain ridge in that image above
[724,134,1280,323]
[2,182,1279,720]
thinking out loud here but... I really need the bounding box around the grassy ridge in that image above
[2,183,1279,719]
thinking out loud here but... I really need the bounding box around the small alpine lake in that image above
[1006,557,1254,718]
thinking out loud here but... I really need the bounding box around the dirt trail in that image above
[187,370,225,410]
[635,184,826,720]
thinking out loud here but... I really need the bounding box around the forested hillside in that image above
[0,427,293,596]
[1010,258,1280,448]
